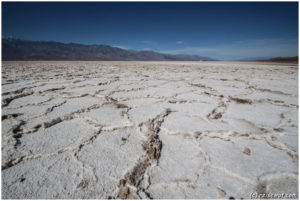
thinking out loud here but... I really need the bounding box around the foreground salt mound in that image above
[2,61,298,199]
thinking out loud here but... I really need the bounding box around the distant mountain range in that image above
[2,37,216,61]
[237,56,298,63]
[264,56,298,63]
[236,56,272,61]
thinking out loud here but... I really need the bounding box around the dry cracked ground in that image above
[2,61,298,199]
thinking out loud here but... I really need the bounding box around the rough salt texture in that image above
[2,61,298,199]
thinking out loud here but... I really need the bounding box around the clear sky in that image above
[2,2,298,60]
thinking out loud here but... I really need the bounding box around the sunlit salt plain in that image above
[2,61,298,199]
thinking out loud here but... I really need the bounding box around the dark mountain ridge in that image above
[2,37,217,61]
[265,56,298,63]
[236,56,298,63]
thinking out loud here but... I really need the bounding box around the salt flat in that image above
[2,61,298,199]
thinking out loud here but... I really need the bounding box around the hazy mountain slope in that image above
[266,56,298,63]
[2,37,217,61]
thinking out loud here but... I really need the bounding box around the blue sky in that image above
[2,2,298,60]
